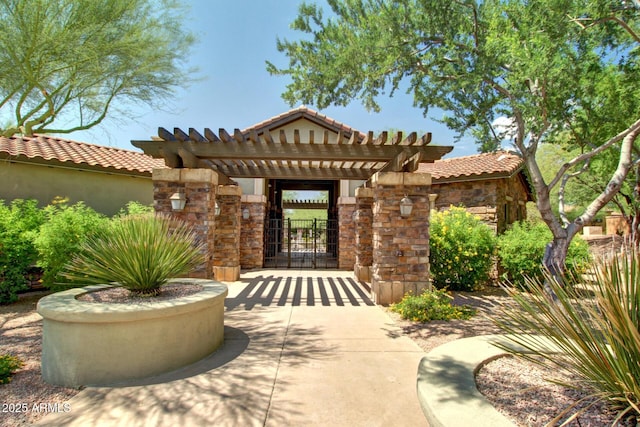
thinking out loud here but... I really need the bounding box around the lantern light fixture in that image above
[399,194,413,218]
[170,191,186,212]
[242,208,250,220]
[214,201,221,217]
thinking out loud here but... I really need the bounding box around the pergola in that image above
[132,127,453,183]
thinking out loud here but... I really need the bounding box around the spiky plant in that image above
[61,214,205,296]
[493,252,640,425]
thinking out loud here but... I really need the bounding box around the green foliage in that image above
[494,252,640,423]
[0,0,196,137]
[0,354,24,384]
[497,221,591,287]
[0,200,45,304]
[34,201,109,290]
[115,201,154,217]
[390,288,476,322]
[429,207,497,291]
[61,215,205,295]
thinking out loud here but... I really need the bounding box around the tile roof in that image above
[418,151,525,182]
[241,105,367,139]
[0,134,165,175]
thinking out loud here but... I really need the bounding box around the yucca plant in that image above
[493,252,640,425]
[61,214,205,296]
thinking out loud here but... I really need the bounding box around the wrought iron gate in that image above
[264,219,338,268]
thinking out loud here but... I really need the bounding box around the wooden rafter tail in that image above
[279,129,288,144]
[263,130,274,144]
[419,132,432,145]
[405,151,424,172]
[248,130,260,143]
[347,132,358,145]
[360,131,374,145]
[391,131,403,146]
[323,130,329,145]
[204,128,221,143]
[158,127,177,141]
[335,130,343,145]
[189,128,207,143]
[219,128,233,143]
[294,129,300,144]
[159,147,181,168]
[233,128,246,143]
[309,130,315,144]
[177,147,200,168]
[400,131,418,146]
[373,131,388,146]
[173,127,189,142]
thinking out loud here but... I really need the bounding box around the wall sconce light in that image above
[242,208,250,220]
[399,194,413,218]
[214,201,221,217]
[170,191,186,212]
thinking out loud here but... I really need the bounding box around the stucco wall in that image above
[0,160,153,216]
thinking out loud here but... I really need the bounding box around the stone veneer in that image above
[213,185,241,281]
[152,168,218,278]
[354,188,373,282]
[371,172,432,305]
[338,197,356,270]
[240,195,267,269]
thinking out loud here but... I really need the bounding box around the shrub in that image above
[115,201,154,217]
[34,200,109,290]
[0,354,24,384]
[390,288,476,322]
[493,252,640,424]
[497,220,591,288]
[0,199,45,304]
[429,206,497,291]
[61,214,205,295]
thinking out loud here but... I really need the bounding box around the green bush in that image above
[429,206,497,291]
[497,220,591,288]
[494,252,640,423]
[34,200,109,290]
[0,200,45,304]
[61,214,205,295]
[115,201,154,217]
[0,354,24,384]
[390,288,476,322]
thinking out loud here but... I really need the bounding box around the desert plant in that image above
[0,354,24,384]
[61,214,205,296]
[34,200,109,290]
[497,220,591,288]
[429,206,497,291]
[0,199,45,304]
[493,252,640,424]
[390,288,475,322]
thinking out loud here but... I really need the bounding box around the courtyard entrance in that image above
[264,179,338,269]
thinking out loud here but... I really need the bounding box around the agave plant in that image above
[493,251,640,425]
[61,214,205,296]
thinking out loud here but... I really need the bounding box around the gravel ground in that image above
[1,285,637,426]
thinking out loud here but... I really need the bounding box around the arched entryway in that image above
[265,179,339,268]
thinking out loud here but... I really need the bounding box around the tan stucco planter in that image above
[37,279,228,387]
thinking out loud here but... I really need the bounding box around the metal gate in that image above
[264,219,338,268]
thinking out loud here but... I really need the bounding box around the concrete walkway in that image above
[38,270,428,427]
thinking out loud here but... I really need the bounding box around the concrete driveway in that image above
[38,270,427,427]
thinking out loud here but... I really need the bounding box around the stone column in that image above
[240,195,267,269]
[338,196,356,270]
[371,172,432,305]
[354,187,373,282]
[213,185,241,281]
[152,168,218,279]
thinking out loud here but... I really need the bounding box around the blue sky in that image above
[70,0,478,158]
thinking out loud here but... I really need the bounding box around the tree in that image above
[0,0,195,137]
[267,0,640,275]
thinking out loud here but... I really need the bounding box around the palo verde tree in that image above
[268,0,640,276]
[0,0,195,137]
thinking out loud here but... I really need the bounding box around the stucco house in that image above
[0,134,165,216]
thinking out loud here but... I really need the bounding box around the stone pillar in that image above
[213,185,241,281]
[240,195,267,269]
[338,196,356,270]
[354,187,373,282]
[152,168,218,279]
[371,172,432,305]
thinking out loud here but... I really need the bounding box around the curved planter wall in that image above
[37,279,228,387]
